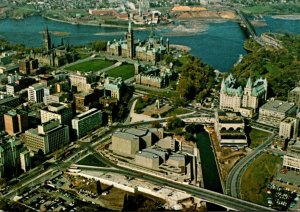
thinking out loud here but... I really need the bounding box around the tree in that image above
[166,116,184,130]
[151,121,161,128]
[91,41,107,52]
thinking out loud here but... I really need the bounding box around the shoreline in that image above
[271,14,300,20]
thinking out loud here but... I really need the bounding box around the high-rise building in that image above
[28,83,47,103]
[69,73,97,93]
[20,150,31,172]
[72,108,102,139]
[25,119,69,154]
[4,111,19,135]
[19,57,39,75]
[279,117,299,140]
[40,103,73,126]
[0,138,23,178]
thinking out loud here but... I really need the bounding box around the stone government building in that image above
[107,21,170,62]
[31,27,77,67]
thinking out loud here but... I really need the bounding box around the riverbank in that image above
[271,14,300,20]
[204,126,246,192]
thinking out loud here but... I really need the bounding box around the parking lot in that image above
[267,183,299,210]
[18,174,107,211]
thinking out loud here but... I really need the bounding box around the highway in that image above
[226,134,276,198]
[76,156,274,211]
[1,110,275,210]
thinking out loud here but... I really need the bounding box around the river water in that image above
[0,16,299,72]
[196,127,225,210]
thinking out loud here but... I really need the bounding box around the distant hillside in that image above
[230,33,300,100]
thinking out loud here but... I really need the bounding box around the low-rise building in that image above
[167,153,186,168]
[112,132,140,157]
[135,151,160,169]
[258,100,297,127]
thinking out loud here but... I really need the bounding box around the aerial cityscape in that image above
[0,0,300,211]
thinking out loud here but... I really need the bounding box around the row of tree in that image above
[231,34,300,100]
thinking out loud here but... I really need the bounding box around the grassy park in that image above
[66,59,114,72]
[248,128,271,148]
[76,154,106,167]
[106,64,135,80]
[240,153,282,205]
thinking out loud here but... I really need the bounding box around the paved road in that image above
[77,153,274,211]
[226,134,276,198]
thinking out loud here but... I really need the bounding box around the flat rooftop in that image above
[113,131,139,141]
[290,87,300,93]
[260,100,295,113]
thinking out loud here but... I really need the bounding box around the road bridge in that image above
[235,9,281,48]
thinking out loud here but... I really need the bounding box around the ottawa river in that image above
[0,15,299,210]
[0,15,299,72]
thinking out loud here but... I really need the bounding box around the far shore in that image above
[271,14,300,20]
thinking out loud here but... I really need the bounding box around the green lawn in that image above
[161,107,192,118]
[76,154,106,167]
[135,86,178,99]
[241,153,282,205]
[66,59,114,72]
[248,128,271,148]
[106,64,135,80]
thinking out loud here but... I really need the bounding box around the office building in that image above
[279,117,299,140]
[69,73,97,93]
[72,108,102,139]
[25,120,69,154]
[103,77,123,101]
[28,83,47,103]
[283,140,300,171]
[0,138,23,178]
[20,150,31,172]
[4,109,28,136]
[40,103,73,126]
[19,57,39,75]
[258,100,297,127]
[288,85,300,108]
[112,132,140,157]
